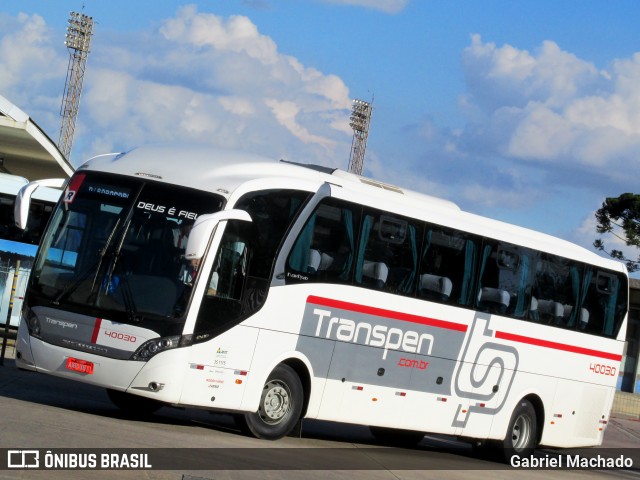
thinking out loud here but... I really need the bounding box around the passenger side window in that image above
[234,190,310,280]
[476,242,536,318]
[286,198,360,285]
[580,270,627,337]
[355,212,421,295]
[419,227,479,306]
[283,197,628,341]
[530,254,581,326]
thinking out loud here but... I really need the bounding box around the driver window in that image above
[193,189,309,341]
[206,224,248,301]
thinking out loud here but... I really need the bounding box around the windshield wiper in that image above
[52,185,143,307]
[98,218,140,322]
[94,186,145,320]
[51,217,123,306]
[89,217,123,293]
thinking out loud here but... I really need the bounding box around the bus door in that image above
[180,213,259,410]
[180,189,313,410]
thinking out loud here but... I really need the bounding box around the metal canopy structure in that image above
[0,95,74,181]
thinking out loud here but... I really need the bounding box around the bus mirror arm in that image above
[185,209,252,261]
[14,178,67,230]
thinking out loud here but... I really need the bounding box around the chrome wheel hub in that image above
[511,414,532,450]
[259,380,291,424]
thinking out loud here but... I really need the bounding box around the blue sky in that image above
[1,0,639,268]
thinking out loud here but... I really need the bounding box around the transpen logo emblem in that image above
[46,317,78,329]
[312,308,434,360]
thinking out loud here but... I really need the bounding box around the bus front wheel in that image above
[239,364,303,440]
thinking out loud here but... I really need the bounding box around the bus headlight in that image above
[23,307,42,339]
[131,335,181,361]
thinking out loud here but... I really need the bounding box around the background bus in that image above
[14,146,628,458]
[0,173,60,328]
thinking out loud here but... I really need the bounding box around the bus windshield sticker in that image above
[63,173,86,204]
[86,183,131,199]
[136,201,199,219]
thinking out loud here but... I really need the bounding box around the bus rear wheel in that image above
[106,388,163,416]
[239,364,303,440]
[472,399,537,463]
[500,399,537,461]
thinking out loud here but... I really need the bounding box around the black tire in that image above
[500,399,537,461]
[106,388,163,416]
[239,364,303,440]
[369,426,425,447]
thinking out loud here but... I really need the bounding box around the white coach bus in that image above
[14,146,627,457]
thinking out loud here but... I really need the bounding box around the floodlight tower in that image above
[58,11,94,162]
[347,98,373,176]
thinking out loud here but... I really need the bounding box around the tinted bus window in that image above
[419,226,479,307]
[530,253,582,327]
[354,211,421,295]
[580,269,628,338]
[287,198,361,285]
[477,241,537,318]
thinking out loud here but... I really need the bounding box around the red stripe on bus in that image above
[495,331,622,361]
[91,318,102,343]
[307,295,468,332]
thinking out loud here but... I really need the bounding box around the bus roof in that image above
[80,145,460,209]
[78,145,625,273]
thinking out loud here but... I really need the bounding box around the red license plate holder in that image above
[65,357,94,374]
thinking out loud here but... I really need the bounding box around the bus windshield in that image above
[29,172,224,331]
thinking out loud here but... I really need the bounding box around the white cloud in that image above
[0,8,353,166]
[218,96,256,116]
[505,103,577,161]
[0,13,66,110]
[82,69,133,128]
[93,5,352,161]
[160,6,279,65]
[462,34,602,112]
[456,34,640,197]
[265,98,337,150]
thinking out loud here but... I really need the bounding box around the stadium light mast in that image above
[58,11,94,162]
[347,98,373,176]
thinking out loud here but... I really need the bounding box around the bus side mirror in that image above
[185,209,252,261]
[14,178,67,230]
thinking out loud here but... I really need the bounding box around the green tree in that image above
[594,193,640,272]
